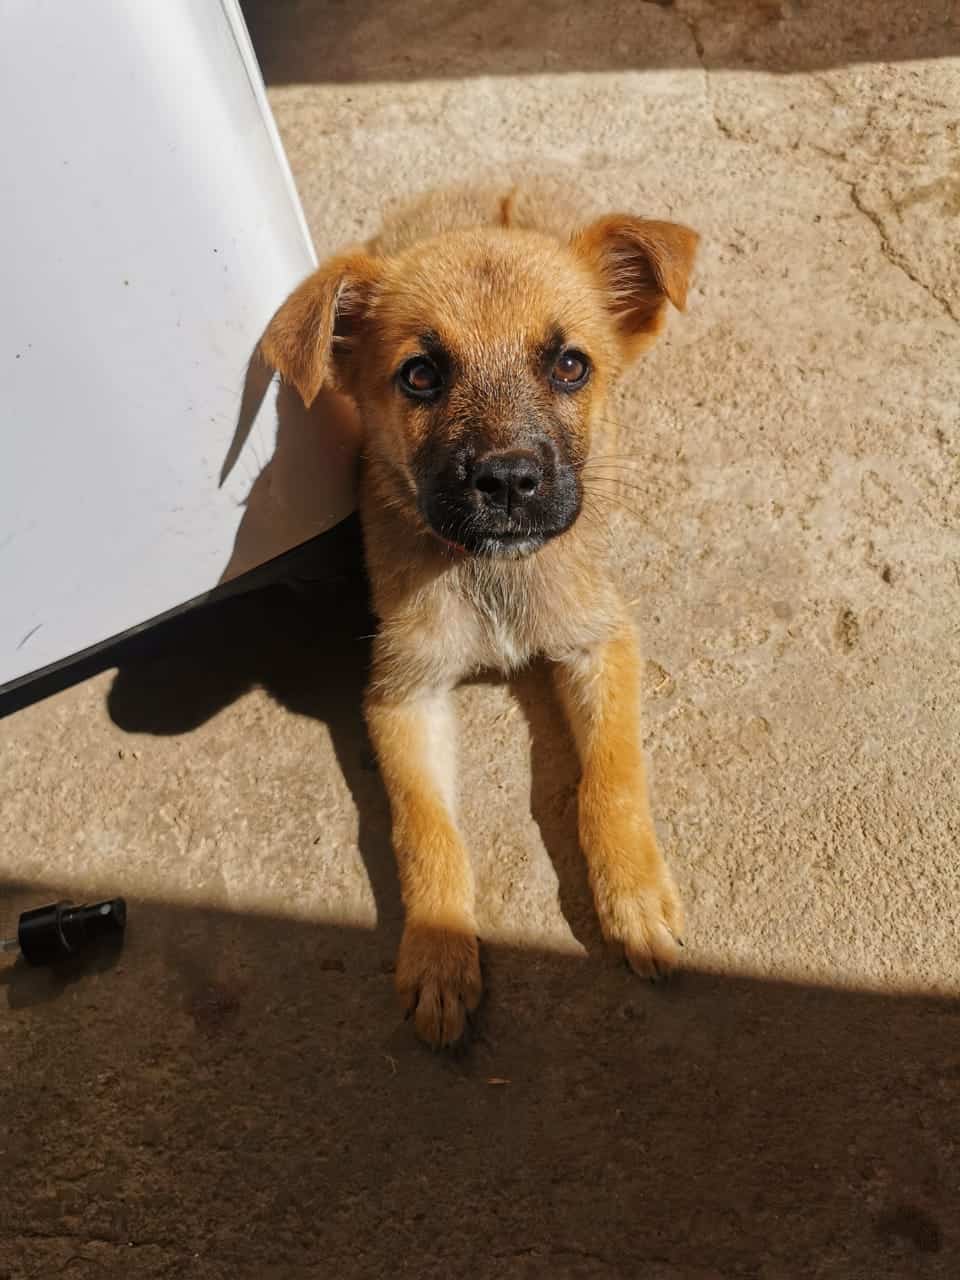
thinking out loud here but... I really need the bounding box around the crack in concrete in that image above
[678,7,739,141]
[846,183,960,326]
[5,1228,181,1257]
[669,15,959,325]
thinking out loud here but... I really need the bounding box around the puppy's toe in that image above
[396,922,482,1050]
[599,880,685,980]
[624,917,683,979]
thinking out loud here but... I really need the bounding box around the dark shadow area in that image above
[241,0,960,83]
[0,931,125,1012]
[2,878,957,1277]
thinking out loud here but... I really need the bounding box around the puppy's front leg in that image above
[365,686,481,1047]
[555,627,684,977]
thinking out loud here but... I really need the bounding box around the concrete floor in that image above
[4,1,960,1275]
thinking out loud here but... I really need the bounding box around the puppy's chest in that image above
[475,605,527,671]
[456,570,556,672]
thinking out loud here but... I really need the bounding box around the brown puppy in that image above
[263,189,699,1048]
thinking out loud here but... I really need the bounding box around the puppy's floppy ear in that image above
[260,252,380,407]
[572,216,699,357]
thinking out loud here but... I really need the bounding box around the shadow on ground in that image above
[2,880,956,1278]
[240,0,960,83]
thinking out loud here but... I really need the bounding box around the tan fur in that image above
[262,188,699,1047]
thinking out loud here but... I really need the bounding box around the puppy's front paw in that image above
[395,921,482,1049]
[594,871,685,980]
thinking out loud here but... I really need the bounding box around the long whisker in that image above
[578,468,655,478]
[579,453,649,466]
[579,461,652,474]
[581,492,648,524]
[582,474,656,489]
[583,477,658,499]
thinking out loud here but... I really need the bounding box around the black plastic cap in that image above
[17,899,127,966]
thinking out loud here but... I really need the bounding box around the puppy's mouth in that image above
[426,505,579,559]
[433,526,548,559]
[418,440,581,559]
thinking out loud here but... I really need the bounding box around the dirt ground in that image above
[3,1,960,1276]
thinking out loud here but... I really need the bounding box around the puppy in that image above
[262,188,699,1047]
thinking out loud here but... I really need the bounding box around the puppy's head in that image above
[263,213,698,558]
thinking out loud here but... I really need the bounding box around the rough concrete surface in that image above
[3,1,960,1276]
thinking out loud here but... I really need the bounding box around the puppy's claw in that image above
[395,922,482,1050]
[624,931,681,980]
[600,880,685,980]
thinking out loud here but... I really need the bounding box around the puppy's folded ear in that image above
[572,216,699,357]
[260,252,380,407]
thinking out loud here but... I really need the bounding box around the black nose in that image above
[470,450,544,511]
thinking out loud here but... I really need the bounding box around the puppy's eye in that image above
[550,349,590,390]
[398,356,442,399]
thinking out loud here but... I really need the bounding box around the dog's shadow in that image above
[106,530,600,956]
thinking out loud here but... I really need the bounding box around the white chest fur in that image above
[457,560,542,674]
